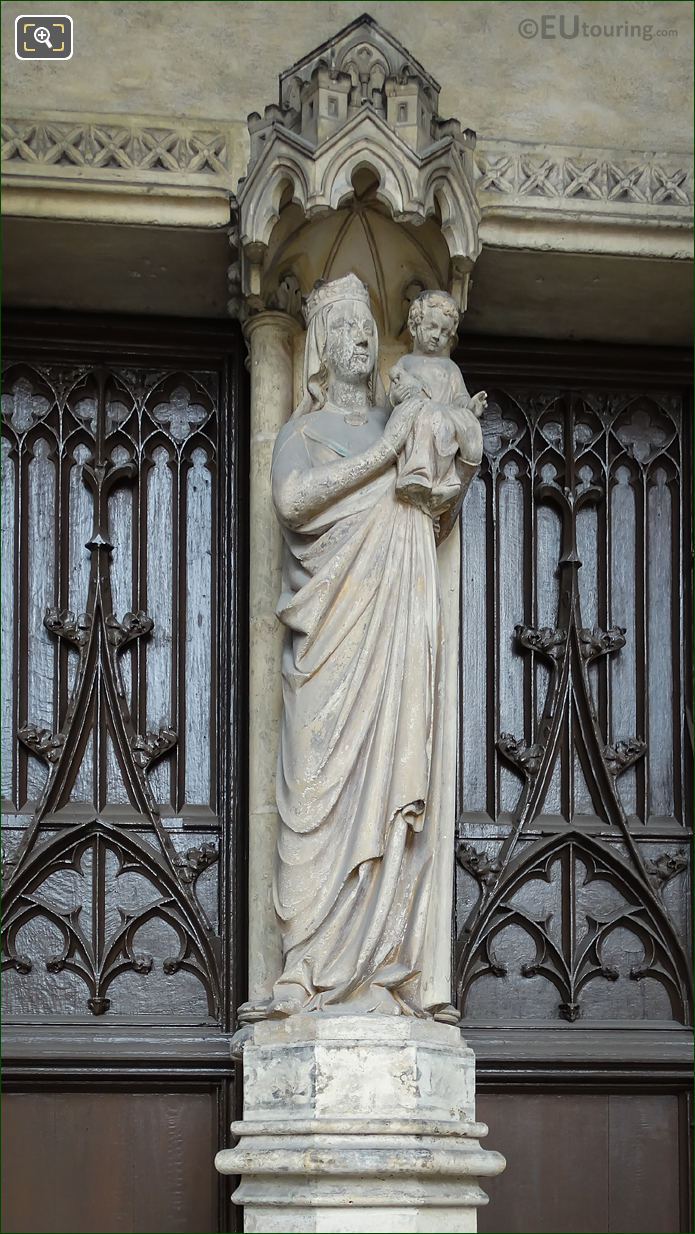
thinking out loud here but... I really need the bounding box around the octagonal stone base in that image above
[215,1015,505,1233]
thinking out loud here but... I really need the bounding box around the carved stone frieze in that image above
[4,108,692,266]
[2,112,237,228]
[2,117,234,180]
[475,141,693,210]
[475,139,693,259]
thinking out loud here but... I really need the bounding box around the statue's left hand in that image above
[468,390,488,419]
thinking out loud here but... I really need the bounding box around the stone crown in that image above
[304,274,371,324]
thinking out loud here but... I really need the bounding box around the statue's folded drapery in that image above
[270,421,474,1015]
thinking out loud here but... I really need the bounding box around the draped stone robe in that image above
[269,406,478,1016]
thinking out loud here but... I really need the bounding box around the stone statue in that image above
[246,273,483,1021]
[389,289,487,525]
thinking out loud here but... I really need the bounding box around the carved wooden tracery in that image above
[455,364,692,1027]
[1,345,237,1023]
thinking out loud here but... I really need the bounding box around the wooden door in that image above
[3,321,691,1234]
[1,314,246,1234]
[454,338,692,1233]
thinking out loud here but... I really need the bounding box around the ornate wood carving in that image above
[3,824,219,1017]
[455,373,691,1026]
[1,352,231,1021]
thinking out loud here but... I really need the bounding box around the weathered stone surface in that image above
[238,275,477,1024]
[216,1017,505,1232]
[3,2,691,156]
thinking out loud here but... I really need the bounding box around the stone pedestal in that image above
[215,1016,505,1233]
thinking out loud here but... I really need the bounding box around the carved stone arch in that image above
[257,201,450,339]
[316,121,420,218]
[423,165,480,270]
[341,46,389,108]
[456,829,691,1025]
[239,152,313,253]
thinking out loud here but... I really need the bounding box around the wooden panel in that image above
[458,341,692,1234]
[478,1092,683,1234]
[1,335,241,1024]
[607,1094,682,1234]
[456,363,692,1029]
[1,1090,219,1234]
[478,1092,610,1233]
[1,314,246,1234]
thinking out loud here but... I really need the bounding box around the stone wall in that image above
[3,0,693,188]
[2,3,693,338]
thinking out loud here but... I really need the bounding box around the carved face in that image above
[324,303,377,384]
[411,304,456,355]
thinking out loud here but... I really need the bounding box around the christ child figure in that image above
[388,290,486,517]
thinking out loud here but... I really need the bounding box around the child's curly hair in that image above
[407,290,460,340]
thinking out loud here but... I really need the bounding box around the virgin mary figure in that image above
[257,273,481,1019]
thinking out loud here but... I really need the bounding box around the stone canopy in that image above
[236,14,480,314]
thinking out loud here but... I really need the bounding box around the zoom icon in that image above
[15,15,73,59]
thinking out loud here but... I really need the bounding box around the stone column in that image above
[244,310,302,1004]
[216,1016,505,1232]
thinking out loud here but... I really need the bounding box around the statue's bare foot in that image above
[432,1003,460,1025]
[266,998,304,1018]
[237,997,273,1024]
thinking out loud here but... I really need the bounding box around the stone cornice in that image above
[476,138,692,215]
[475,138,693,260]
[2,111,241,227]
[2,112,238,184]
[2,113,692,257]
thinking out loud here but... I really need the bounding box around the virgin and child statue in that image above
[242,273,484,1023]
